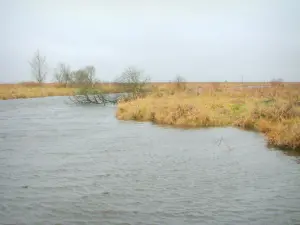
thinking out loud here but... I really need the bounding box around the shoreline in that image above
[1,82,299,151]
[1,82,300,100]
[0,84,122,100]
[116,88,300,151]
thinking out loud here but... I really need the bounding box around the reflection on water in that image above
[0,97,300,225]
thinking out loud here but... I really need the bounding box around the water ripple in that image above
[0,97,300,225]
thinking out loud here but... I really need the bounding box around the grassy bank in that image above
[116,85,300,151]
[0,82,125,100]
[0,84,75,100]
[1,81,298,100]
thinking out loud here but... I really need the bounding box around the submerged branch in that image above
[68,93,121,105]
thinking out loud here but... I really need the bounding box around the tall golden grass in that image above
[0,83,76,100]
[1,81,298,100]
[0,82,126,100]
[116,83,300,151]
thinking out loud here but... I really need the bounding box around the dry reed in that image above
[116,84,300,151]
[0,82,125,100]
[0,83,76,100]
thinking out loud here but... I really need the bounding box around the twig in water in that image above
[215,137,234,151]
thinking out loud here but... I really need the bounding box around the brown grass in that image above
[116,83,300,151]
[0,83,76,100]
[0,82,127,100]
[1,81,298,100]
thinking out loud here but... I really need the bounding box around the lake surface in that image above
[0,97,300,225]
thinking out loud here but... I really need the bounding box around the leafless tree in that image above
[54,63,71,87]
[174,75,187,91]
[68,65,121,104]
[85,66,96,85]
[70,66,97,87]
[29,50,47,83]
[69,66,150,105]
[115,66,150,98]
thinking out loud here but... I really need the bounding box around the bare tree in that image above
[69,66,150,105]
[70,66,97,87]
[174,75,187,91]
[115,66,150,98]
[29,50,47,83]
[68,65,121,104]
[54,63,71,87]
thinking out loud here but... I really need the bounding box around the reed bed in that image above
[0,84,75,100]
[0,82,124,100]
[116,84,300,151]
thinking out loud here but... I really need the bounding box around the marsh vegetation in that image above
[117,81,300,151]
[1,50,299,151]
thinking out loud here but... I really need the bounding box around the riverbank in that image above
[0,83,123,100]
[1,82,299,100]
[0,85,75,100]
[116,86,300,151]
[2,82,297,100]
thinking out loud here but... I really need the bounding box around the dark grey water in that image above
[0,97,300,225]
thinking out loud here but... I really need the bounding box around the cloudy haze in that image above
[1,0,299,82]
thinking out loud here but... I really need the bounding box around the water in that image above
[0,97,300,225]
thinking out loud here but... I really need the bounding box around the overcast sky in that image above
[1,0,299,82]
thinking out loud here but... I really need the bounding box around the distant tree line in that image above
[29,49,157,104]
[28,49,150,91]
[53,63,98,88]
[270,78,284,87]
[27,49,218,104]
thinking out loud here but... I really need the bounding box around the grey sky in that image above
[1,0,299,82]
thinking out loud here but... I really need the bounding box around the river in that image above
[0,97,299,225]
